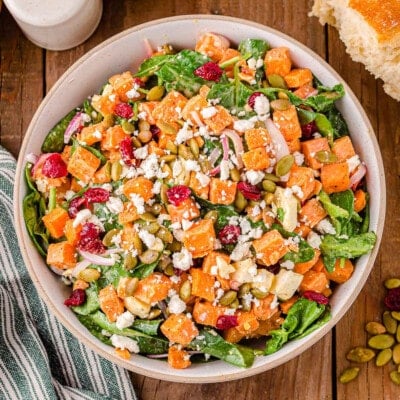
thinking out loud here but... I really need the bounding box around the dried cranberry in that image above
[77,222,105,254]
[218,225,241,245]
[41,153,68,178]
[64,289,86,307]
[266,263,281,275]
[119,137,137,166]
[247,92,264,109]
[384,287,400,311]
[133,77,144,87]
[114,103,133,119]
[194,62,223,82]
[302,290,329,305]
[68,196,87,218]
[300,121,318,140]
[84,188,110,203]
[150,125,160,140]
[166,185,191,206]
[216,315,239,330]
[237,181,261,201]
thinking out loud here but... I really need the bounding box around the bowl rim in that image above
[13,14,386,383]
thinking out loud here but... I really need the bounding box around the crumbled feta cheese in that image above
[172,159,183,178]
[130,193,145,214]
[134,145,148,160]
[316,218,336,235]
[293,151,305,166]
[72,209,92,228]
[307,231,322,249]
[181,219,194,231]
[138,230,156,248]
[256,58,264,69]
[230,242,252,262]
[201,106,217,119]
[280,260,295,270]
[168,295,187,314]
[254,95,270,117]
[216,256,235,279]
[106,197,124,214]
[126,83,141,99]
[139,153,160,179]
[176,122,194,144]
[195,172,210,187]
[291,184,304,200]
[184,159,201,172]
[110,334,139,353]
[347,155,361,173]
[233,118,255,132]
[172,247,192,271]
[220,160,230,180]
[247,57,257,69]
[246,170,264,185]
[64,190,76,201]
[115,311,135,330]
[152,180,162,195]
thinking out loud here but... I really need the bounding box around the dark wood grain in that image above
[1,0,398,398]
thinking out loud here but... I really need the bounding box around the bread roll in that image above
[310,0,400,100]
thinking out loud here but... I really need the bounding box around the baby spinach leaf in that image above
[132,319,163,336]
[303,84,345,113]
[135,54,174,77]
[93,203,122,232]
[207,80,253,110]
[283,240,315,264]
[83,98,103,124]
[295,308,332,340]
[98,263,129,289]
[131,259,160,279]
[41,109,77,153]
[72,283,100,315]
[190,328,255,368]
[319,191,349,220]
[325,107,349,138]
[238,38,269,60]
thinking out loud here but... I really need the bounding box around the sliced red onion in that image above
[143,38,154,58]
[25,153,38,165]
[209,166,221,176]
[78,249,115,266]
[105,248,124,255]
[157,300,168,319]
[350,163,367,190]
[220,135,229,161]
[209,147,222,166]
[190,111,205,127]
[71,259,92,278]
[31,153,53,176]
[223,129,244,169]
[64,111,83,144]
[265,118,290,160]
[305,88,318,98]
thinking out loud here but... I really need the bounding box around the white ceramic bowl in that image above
[14,15,385,383]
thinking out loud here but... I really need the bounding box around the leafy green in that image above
[135,54,175,77]
[238,38,269,60]
[97,263,129,289]
[207,81,253,110]
[303,84,345,113]
[132,319,163,336]
[325,106,349,138]
[265,298,330,355]
[314,113,334,145]
[283,239,315,264]
[78,311,169,354]
[72,283,100,315]
[92,203,122,232]
[319,190,350,220]
[83,99,103,124]
[190,328,255,368]
[131,258,160,279]
[41,109,77,153]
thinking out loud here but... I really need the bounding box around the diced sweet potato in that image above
[138,101,159,124]
[101,125,130,151]
[244,127,271,150]
[168,346,191,369]
[294,249,321,274]
[190,268,216,302]
[280,296,299,314]
[181,94,208,125]
[167,198,200,223]
[91,93,120,116]
[219,48,241,77]
[284,68,313,88]
[42,207,70,239]
[120,224,142,253]
[189,171,209,199]
[301,137,330,170]
[98,285,124,322]
[293,84,317,99]
[147,140,165,157]
[202,251,231,290]
[298,198,327,228]
[272,105,302,142]
[299,270,329,293]
[264,47,292,77]
[192,300,227,327]
[182,219,216,258]
[109,71,141,102]
[223,327,245,343]
[157,131,178,150]
[118,202,140,225]
[152,90,188,124]
[320,162,350,194]
[46,241,77,269]
[251,294,278,321]
[195,32,230,63]
[235,311,259,335]
[78,123,105,146]
[160,313,199,346]
[92,163,111,184]
[133,273,172,304]
[324,258,354,284]
[115,348,131,360]
[286,165,316,201]
[203,105,233,134]
[209,178,237,205]
[354,189,367,212]
[64,219,82,246]
[67,146,101,183]
[252,229,289,266]
[242,147,270,171]
[287,138,301,153]
[122,176,154,202]
[294,224,311,238]
[332,136,356,162]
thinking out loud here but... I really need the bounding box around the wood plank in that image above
[0,7,43,158]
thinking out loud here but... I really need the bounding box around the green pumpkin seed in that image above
[270,98,291,111]
[102,228,121,247]
[189,138,200,159]
[160,154,177,163]
[376,348,392,367]
[102,114,115,128]
[167,240,182,252]
[346,347,375,363]
[229,299,240,309]
[123,253,138,270]
[219,290,238,306]
[151,203,163,215]
[365,321,386,335]
[234,191,248,212]
[199,159,211,173]
[141,222,160,235]
[230,168,241,182]
[160,184,169,204]
[241,297,252,311]
[111,161,123,181]
[78,268,101,282]
[254,120,266,129]
[383,311,398,334]
[132,137,142,148]
[204,210,218,222]
[393,344,400,364]
[251,288,269,299]
[163,263,175,276]
[178,144,194,160]
[392,311,400,322]
[315,150,337,164]
[148,309,162,320]
[156,227,173,243]
[390,371,400,385]
[275,154,294,177]
[368,334,395,350]
[138,120,150,132]
[157,121,177,135]
[263,173,280,182]
[139,249,159,265]
[277,91,289,100]
[262,179,276,193]
[140,212,157,222]
[179,280,192,302]
[146,85,165,102]
[263,192,275,205]
[166,140,178,154]
[267,74,287,89]
[121,120,135,133]
[339,367,360,384]
[384,278,400,289]
[238,283,252,298]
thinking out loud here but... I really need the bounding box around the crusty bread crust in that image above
[310,0,400,100]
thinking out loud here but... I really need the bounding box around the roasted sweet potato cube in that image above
[354,189,367,212]
[92,163,112,184]
[67,146,101,183]
[244,128,271,150]
[242,147,270,170]
[284,68,313,88]
[189,171,210,199]
[219,48,241,78]
[160,313,199,346]
[223,327,245,343]
[101,125,130,151]
[294,249,321,274]
[272,104,302,142]
[190,268,216,302]
[167,198,200,223]
[293,84,317,99]
[192,300,227,327]
[152,90,188,124]
[301,137,330,170]
[122,176,154,202]
[42,207,70,239]
[168,346,191,369]
[64,219,82,246]
[202,251,231,290]
[195,32,230,63]
[138,101,159,124]
[46,241,77,269]
[235,311,259,335]
[324,258,354,284]
[320,162,350,194]
[133,273,172,304]
[109,71,140,102]
[99,285,124,322]
[120,224,143,253]
[182,219,216,258]
[203,106,233,134]
[91,93,120,116]
[264,47,292,77]
[332,136,356,161]
[252,229,289,266]
[209,178,237,205]
[181,94,209,125]
[286,165,316,201]
[251,294,278,321]
[78,123,105,146]
[298,198,327,228]
[118,202,140,225]
[299,270,329,293]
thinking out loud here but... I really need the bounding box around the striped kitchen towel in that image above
[0,146,138,400]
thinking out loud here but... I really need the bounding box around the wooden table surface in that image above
[1,1,399,399]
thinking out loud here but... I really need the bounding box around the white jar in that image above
[3,0,103,51]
